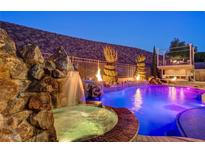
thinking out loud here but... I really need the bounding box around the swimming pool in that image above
[101,85,205,136]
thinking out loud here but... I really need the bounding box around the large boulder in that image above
[50,91,58,108]
[0,29,16,56]
[19,44,44,65]
[0,53,28,80]
[28,76,58,93]
[44,60,56,75]
[0,101,7,114]
[52,69,66,78]
[9,58,28,80]
[52,47,68,71]
[6,110,32,130]
[29,128,56,142]
[0,114,4,128]
[30,131,50,142]
[0,114,21,142]
[51,47,74,73]
[5,98,27,115]
[27,80,44,92]
[29,110,54,130]
[0,79,20,112]
[16,120,35,141]
[12,110,32,125]
[29,64,45,80]
[0,63,10,79]
[28,93,52,111]
[0,127,21,142]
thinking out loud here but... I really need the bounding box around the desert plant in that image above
[103,46,118,84]
[135,54,146,80]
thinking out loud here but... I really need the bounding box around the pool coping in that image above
[103,82,148,93]
[103,83,205,94]
[176,107,205,139]
[84,106,139,142]
[161,83,205,91]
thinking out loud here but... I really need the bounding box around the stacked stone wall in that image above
[0,29,72,142]
[0,21,153,65]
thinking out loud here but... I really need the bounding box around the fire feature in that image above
[136,74,140,81]
[96,62,103,82]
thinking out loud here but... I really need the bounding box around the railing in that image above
[157,44,194,67]
[42,52,137,80]
[71,56,136,80]
[70,56,135,67]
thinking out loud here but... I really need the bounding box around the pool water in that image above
[53,105,118,141]
[101,85,205,136]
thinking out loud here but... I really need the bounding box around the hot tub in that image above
[53,105,118,142]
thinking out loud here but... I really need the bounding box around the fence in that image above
[42,53,151,80]
[70,56,136,80]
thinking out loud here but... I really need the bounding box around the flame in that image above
[96,67,103,82]
[136,74,140,81]
[171,76,177,81]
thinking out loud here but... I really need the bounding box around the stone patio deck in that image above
[134,135,204,142]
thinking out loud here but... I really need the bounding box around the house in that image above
[157,44,196,81]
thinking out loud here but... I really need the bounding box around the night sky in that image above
[0,11,205,52]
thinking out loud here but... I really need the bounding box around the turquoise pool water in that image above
[101,85,205,136]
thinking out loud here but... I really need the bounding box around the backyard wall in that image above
[195,69,205,81]
[0,21,153,78]
[0,21,152,65]
[194,62,205,81]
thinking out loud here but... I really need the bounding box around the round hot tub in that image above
[53,105,118,142]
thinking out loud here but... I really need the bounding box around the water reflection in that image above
[168,87,185,103]
[179,88,184,102]
[132,88,143,111]
[168,87,176,102]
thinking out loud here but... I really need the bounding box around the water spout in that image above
[60,71,85,107]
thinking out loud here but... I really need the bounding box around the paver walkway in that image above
[134,135,204,142]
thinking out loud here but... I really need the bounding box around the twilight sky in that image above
[0,11,205,52]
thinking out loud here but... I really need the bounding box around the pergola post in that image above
[189,43,192,65]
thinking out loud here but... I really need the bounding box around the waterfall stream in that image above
[60,71,85,106]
